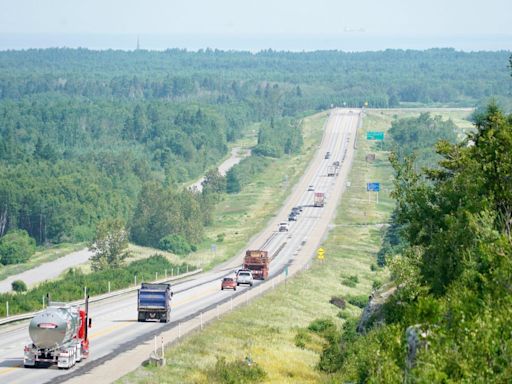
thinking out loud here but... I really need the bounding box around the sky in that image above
[1,0,511,51]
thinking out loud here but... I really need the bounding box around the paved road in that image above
[0,249,92,293]
[0,109,361,384]
[189,146,251,192]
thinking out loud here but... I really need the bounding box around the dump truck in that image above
[314,192,325,207]
[243,250,270,280]
[137,283,173,323]
[24,296,92,369]
[327,165,336,177]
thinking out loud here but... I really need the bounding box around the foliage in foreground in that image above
[0,255,193,317]
[204,356,267,384]
[318,104,512,383]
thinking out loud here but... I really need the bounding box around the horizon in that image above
[1,32,511,53]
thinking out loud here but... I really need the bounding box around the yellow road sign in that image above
[317,247,325,254]
[317,254,325,260]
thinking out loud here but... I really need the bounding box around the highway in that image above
[0,109,361,384]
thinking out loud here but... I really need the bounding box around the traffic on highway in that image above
[0,109,361,384]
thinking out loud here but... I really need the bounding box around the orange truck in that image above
[243,250,270,280]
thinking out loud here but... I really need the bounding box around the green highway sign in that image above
[367,131,384,141]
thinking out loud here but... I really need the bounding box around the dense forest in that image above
[317,63,512,381]
[0,48,510,264]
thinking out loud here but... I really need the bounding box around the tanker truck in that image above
[24,296,92,369]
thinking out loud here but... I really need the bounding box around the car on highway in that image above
[308,185,315,191]
[325,151,331,159]
[288,213,297,221]
[221,277,236,291]
[236,270,254,286]
[278,222,289,232]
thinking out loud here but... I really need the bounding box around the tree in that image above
[11,279,27,292]
[0,230,36,265]
[89,218,130,271]
[201,168,226,194]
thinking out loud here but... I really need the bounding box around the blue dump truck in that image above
[137,283,173,323]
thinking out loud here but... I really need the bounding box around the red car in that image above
[221,277,237,291]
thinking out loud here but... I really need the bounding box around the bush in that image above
[372,279,383,290]
[341,275,359,287]
[308,318,337,334]
[294,328,312,349]
[337,310,352,319]
[0,230,36,265]
[158,234,193,255]
[207,356,266,384]
[347,295,370,309]
[12,280,27,292]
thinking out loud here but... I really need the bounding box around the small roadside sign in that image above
[367,131,384,141]
[284,266,289,277]
[367,183,380,192]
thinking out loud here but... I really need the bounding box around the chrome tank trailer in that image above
[28,304,80,349]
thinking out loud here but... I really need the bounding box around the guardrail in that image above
[0,269,202,326]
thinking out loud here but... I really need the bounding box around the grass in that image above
[0,242,85,282]
[119,108,473,384]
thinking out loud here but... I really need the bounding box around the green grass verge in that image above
[118,108,472,384]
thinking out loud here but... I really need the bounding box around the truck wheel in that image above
[237,283,239,286]
[234,287,236,291]
[221,287,224,290]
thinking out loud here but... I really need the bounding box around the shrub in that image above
[0,230,36,265]
[372,279,383,290]
[294,328,312,349]
[342,275,359,287]
[12,280,27,292]
[337,310,352,319]
[158,234,192,255]
[347,295,370,309]
[308,318,337,334]
[206,356,266,384]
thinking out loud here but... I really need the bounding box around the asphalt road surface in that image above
[0,248,93,293]
[0,109,361,384]
[189,146,251,192]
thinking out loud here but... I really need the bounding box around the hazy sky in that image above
[1,0,511,50]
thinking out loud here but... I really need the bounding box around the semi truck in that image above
[24,296,92,369]
[314,192,325,207]
[137,283,173,323]
[243,250,270,280]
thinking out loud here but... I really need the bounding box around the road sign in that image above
[317,247,325,254]
[284,266,289,277]
[367,131,384,141]
[367,183,380,192]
